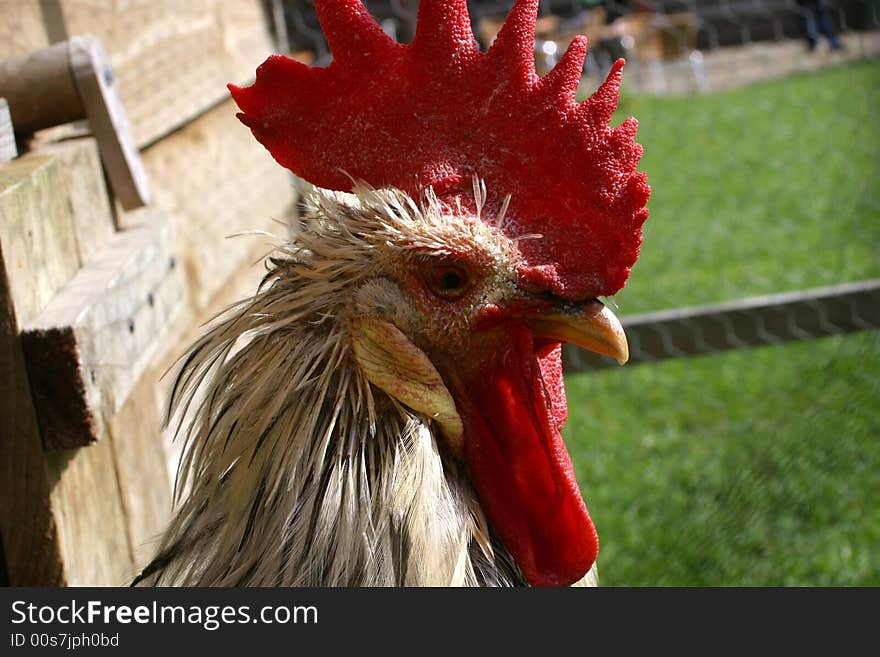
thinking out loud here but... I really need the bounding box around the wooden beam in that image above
[0,154,80,326]
[40,137,115,264]
[0,240,65,585]
[21,223,185,450]
[107,373,172,572]
[564,280,880,371]
[0,145,134,586]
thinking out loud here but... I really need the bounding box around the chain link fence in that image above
[269,1,879,585]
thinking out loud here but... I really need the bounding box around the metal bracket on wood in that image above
[565,279,880,371]
[0,35,150,209]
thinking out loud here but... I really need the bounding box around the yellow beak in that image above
[527,301,629,365]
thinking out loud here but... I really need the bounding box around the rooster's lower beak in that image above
[526,300,629,365]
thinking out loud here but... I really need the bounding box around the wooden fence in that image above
[0,0,295,586]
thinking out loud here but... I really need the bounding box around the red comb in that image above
[229,0,650,299]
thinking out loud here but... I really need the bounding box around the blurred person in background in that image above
[797,0,844,51]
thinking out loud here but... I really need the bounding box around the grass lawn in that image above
[565,59,880,585]
[611,58,880,312]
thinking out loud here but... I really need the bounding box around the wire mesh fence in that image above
[273,1,880,585]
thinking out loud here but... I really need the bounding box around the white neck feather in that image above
[140,245,520,586]
[138,186,596,587]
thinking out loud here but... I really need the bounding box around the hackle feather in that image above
[136,185,598,586]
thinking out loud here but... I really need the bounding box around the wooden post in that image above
[0,240,66,585]
[0,41,81,132]
[0,148,134,585]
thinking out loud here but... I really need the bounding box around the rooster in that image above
[136,0,649,587]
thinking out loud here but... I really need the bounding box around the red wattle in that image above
[460,323,598,586]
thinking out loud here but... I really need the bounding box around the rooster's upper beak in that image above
[526,300,629,366]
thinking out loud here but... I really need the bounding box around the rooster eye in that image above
[425,263,470,300]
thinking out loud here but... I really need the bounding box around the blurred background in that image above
[275,0,880,585]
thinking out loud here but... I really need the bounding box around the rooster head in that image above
[229,0,650,587]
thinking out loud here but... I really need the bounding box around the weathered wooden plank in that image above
[120,98,296,315]
[47,0,276,147]
[0,154,80,325]
[0,145,134,586]
[0,98,16,161]
[564,280,880,371]
[44,440,135,586]
[40,137,115,263]
[68,35,151,209]
[21,222,185,450]
[107,374,172,572]
[0,237,65,586]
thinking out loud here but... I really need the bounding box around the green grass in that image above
[565,60,880,585]
[610,59,880,313]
